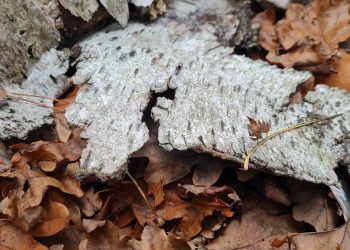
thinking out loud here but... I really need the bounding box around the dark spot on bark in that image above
[151,57,157,64]
[211,129,215,137]
[134,68,139,76]
[98,42,102,46]
[111,36,118,41]
[146,48,151,53]
[27,45,34,58]
[221,121,225,131]
[158,52,164,59]
[19,30,25,35]
[116,46,121,51]
[129,50,136,57]
[232,125,236,134]
[335,101,340,107]
[119,53,128,60]
[175,65,182,75]
[188,121,191,130]
[49,75,57,83]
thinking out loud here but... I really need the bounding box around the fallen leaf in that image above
[55,117,72,143]
[38,161,57,172]
[54,85,80,111]
[79,187,103,217]
[23,205,47,228]
[253,1,350,72]
[49,244,64,250]
[31,201,70,237]
[290,220,350,250]
[236,168,258,182]
[82,219,106,233]
[318,49,350,92]
[133,142,195,204]
[291,181,339,231]
[148,0,166,20]
[179,184,235,197]
[192,158,225,187]
[207,207,303,250]
[248,117,271,141]
[0,88,7,102]
[82,221,130,249]
[0,221,48,250]
[264,177,291,206]
[128,225,172,250]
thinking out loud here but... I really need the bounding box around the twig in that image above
[125,169,164,226]
[243,114,342,170]
[7,96,64,112]
[6,91,71,104]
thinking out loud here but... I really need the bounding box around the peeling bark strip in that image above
[66,0,258,178]
[65,0,349,216]
[0,49,69,139]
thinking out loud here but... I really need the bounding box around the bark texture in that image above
[0,49,69,139]
[66,0,258,178]
[0,0,61,85]
[65,0,350,217]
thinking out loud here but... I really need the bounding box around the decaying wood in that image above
[0,0,61,85]
[0,49,69,139]
[65,0,258,178]
[64,0,350,217]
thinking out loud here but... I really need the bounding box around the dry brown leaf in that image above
[248,117,271,141]
[290,220,350,250]
[54,85,80,111]
[55,117,72,143]
[49,244,64,250]
[81,221,130,250]
[31,201,70,237]
[82,219,106,233]
[23,205,47,229]
[236,168,258,182]
[79,187,103,217]
[148,0,166,20]
[128,225,172,250]
[207,207,303,250]
[291,181,339,232]
[192,158,225,187]
[179,184,235,197]
[254,1,350,72]
[251,8,278,51]
[38,161,57,172]
[0,221,48,250]
[318,49,350,92]
[0,88,7,102]
[133,142,195,204]
[264,177,291,206]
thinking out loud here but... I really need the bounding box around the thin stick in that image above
[7,92,71,104]
[243,114,342,170]
[7,96,64,112]
[125,169,164,226]
[125,169,154,211]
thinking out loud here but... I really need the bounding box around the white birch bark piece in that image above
[58,0,100,22]
[0,0,61,85]
[64,0,350,217]
[66,0,257,178]
[0,49,69,140]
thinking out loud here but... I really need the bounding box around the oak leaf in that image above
[0,221,48,250]
[30,202,70,237]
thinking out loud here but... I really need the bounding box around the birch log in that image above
[65,0,350,217]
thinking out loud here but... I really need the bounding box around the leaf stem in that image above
[243,114,342,170]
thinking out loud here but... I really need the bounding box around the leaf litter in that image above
[1,0,350,249]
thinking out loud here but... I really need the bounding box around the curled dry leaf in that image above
[253,0,350,75]
[291,181,338,232]
[30,202,70,237]
[207,207,303,250]
[149,0,166,20]
[179,184,235,197]
[318,49,350,92]
[264,177,291,206]
[79,187,103,217]
[290,220,350,250]
[133,142,195,205]
[248,117,271,141]
[192,158,225,187]
[82,219,106,233]
[0,221,48,250]
[81,221,130,250]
